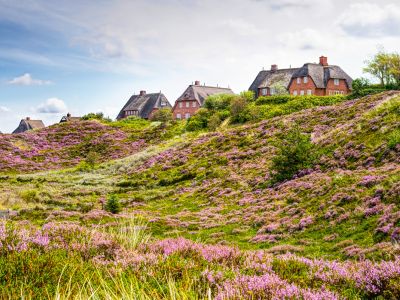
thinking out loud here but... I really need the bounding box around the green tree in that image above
[270,126,317,184]
[207,114,222,131]
[363,50,392,86]
[388,53,400,87]
[270,81,289,96]
[105,194,121,214]
[351,78,370,96]
[230,96,250,124]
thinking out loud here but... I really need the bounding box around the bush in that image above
[186,108,211,131]
[208,114,222,130]
[230,97,251,124]
[204,94,235,111]
[20,189,40,203]
[105,194,121,214]
[81,112,112,122]
[270,126,318,184]
[150,108,173,122]
[255,95,346,106]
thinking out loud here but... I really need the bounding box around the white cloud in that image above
[0,106,10,112]
[8,73,52,86]
[338,3,400,37]
[36,98,67,114]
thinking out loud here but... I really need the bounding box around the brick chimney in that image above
[26,117,30,121]
[319,56,328,66]
[194,80,200,86]
[139,90,146,96]
[271,64,278,72]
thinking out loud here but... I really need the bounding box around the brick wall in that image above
[172,100,200,119]
[325,79,350,95]
[288,76,317,95]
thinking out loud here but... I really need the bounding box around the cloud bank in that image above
[8,73,52,86]
[36,98,67,113]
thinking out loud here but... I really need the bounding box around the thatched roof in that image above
[12,118,45,134]
[60,113,80,123]
[291,63,353,89]
[117,92,171,119]
[249,68,299,95]
[177,83,234,106]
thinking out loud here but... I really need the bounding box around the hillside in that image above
[0,91,400,299]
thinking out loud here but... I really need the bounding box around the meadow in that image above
[0,91,400,299]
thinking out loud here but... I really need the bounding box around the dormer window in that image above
[303,77,308,83]
[297,78,301,84]
[261,88,267,96]
[334,78,340,86]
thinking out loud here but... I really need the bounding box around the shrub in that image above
[230,97,251,124]
[186,108,210,131]
[105,194,121,214]
[150,108,173,122]
[270,126,318,184]
[204,94,235,111]
[208,114,222,131]
[81,112,112,122]
[20,189,40,203]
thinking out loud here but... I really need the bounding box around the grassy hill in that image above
[0,91,399,299]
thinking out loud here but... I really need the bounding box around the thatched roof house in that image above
[172,81,234,119]
[12,117,45,134]
[249,65,299,98]
[117,91,172,120]
[60,113,81,123]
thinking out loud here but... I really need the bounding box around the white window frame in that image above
[307,90,312,95]
[303,77,308,83]
[178,102,183,108]
[297,77,301,84]
[192,101,197,108]
[185,113,190,119]
[293,90,298,96]
[270,87,275,95]
[334,78,340,86]
[186,101,190,108]
[176,113,181,119]
[300,90,305,96]
[261,88,267,96]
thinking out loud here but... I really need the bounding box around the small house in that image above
[60,113,80,123]
[172,81,234,119]
[116,91,172,120]
[12,117,45,134]
[288,56,353,96]
[249,65,299,98]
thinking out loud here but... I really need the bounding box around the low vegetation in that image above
[0,91,400,299]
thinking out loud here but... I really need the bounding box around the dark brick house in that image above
[12,117,45,134]
[288,56,353,96]
[117,91,172,120]
[249,64,299,98]
[172,81,234,120]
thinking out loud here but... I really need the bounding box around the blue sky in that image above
[1,0,400,133]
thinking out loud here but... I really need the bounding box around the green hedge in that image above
[255,95,347,106]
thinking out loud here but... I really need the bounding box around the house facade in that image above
[288,56,352,96]
[249,65,299,98]
[172,81,234,119]
[13,117,45,134]
[249,56,352,98]
[117,91,172,120]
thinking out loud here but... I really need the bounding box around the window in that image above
[303,77,308,83]
[293,90,298,96]
[334,78,340,86]
[300,90,305,96]
[270,87,275,95]
[161,100,167,107]
[297,77,301,84]
[185,113,190,119]
[307,90,312,95]
[176,113,181,119]
[179,102,183,108]
[186,101,190,108]
[261,88,267,96]
[192,101,197,108]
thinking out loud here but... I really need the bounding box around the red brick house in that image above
[288,56,353,96]
[117,91,172,120]
[249,64,299,98]
[172,81,234,119]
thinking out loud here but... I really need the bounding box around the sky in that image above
[0,0,400,133]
